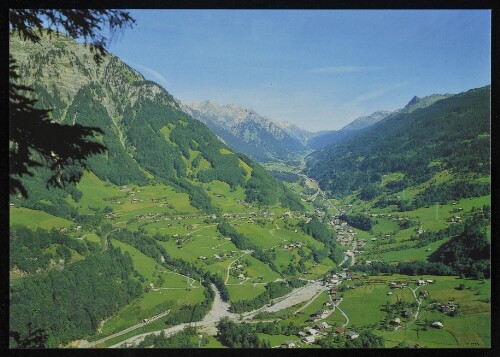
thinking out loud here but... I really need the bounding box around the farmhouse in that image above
[391,317,401,325]
[346,331,359,340]
[302,336,315,344]
[419,290,429,298]
[332,296,342,304]
[403,309,413,318]
[280,340,296,348]
[431,321,444,329]
[335,327,345,335]
[390,283,404,289]
[311,310,326,319]
[298,331,307,337]
[306,328,318,336]
[438,302,458,314]
[315,322,329,330]
[237,274,245,280]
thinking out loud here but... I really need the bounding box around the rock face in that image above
[407,95,420,106]
[183,100,309,162]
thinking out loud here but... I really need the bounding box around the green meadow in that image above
[10,207,73,229]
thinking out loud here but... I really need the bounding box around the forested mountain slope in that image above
[307,110,391,150]
[306,85,490,199]
[307,93,452,151]
[10,32,301,213]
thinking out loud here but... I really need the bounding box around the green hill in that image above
[9,31,346,347]
[10,31,301,213]
[306,85,490,202]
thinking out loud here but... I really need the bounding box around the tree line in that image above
[299,216,343,264]
[10,242,142,347]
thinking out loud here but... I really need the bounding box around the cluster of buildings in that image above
[280,323,359,348]
[389,282,408,290]
[448,216,463,223]
[437,301,458,315]
[282,241,304,252]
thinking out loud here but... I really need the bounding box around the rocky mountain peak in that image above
[407,95,421,106]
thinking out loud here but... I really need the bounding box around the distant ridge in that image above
[183,100,310,162]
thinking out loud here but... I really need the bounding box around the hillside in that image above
[10,32,305,213]
[306,85,490,199]
[9,32,345,347]
[307,92,453,151]
[307,110,391,150]
[183,100,310,162]
[275,120,318,146]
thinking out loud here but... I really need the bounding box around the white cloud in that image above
[123,60,170,86]
[308,66,383,74]
[343,81,409,107]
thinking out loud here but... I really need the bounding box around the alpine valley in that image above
[9,30,491,350]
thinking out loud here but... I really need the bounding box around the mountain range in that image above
[307,93,453,151]
[183,100,310,162]
[10,32,301,213]
[306,85,490,197]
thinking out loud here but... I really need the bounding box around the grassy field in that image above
[205,180,247,211]
[339,283,413,327]
[203,335,227,348]
[352,275,490,347]
[258,333,296,347]
[100,286,205,336]
[235,223,283,250]
[10,207,73,229]
[111,239,159,282]
[226,284,267,302]
[367,238,452,263]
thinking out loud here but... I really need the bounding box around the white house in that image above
[307,328,318,336]
[302,336,316,344]
[280,340,296,348]
[432,321,444,329]
[346,331,359,340]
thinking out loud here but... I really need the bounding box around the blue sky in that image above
[107,10,491,131]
